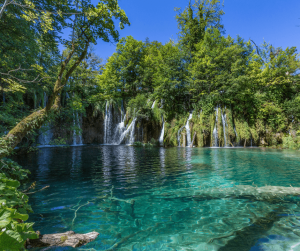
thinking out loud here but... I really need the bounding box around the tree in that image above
[0,0,130,158]
[175,0,224,56]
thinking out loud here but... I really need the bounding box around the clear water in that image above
[14,146,300,251]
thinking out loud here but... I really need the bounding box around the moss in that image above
[225,108,236,146]
[60,236,68,242]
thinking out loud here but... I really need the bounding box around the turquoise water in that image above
[14,146,300,251]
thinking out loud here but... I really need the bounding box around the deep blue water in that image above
[14,146,300,250]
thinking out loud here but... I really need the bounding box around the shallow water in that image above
[14,146,300,251]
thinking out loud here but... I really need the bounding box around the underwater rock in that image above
[26,231,99,248]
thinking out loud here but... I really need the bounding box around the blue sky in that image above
[91,0,300,61]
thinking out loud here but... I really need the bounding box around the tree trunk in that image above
[0,43,88,159]
[26,231,99,248]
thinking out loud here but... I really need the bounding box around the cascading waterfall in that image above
[118,118,137,145]
[38,93,53,146]
[159,115,165,146]
[212,107,219,147]
[104,101,114,144]
[72,112,83,146]
[151,100,156,109]
[221,108,228,147]
[129,119,136,144]
[113,113,126,144]
[185,113,193,147]
[72,112,77,145]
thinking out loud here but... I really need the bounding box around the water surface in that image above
[14,146,300,251]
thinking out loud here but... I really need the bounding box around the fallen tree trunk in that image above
[156,185,300,203]
[211,206,286,251]
[0,43,88,159]
[26,231,99,248]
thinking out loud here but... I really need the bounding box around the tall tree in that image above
[175,0,224,56]
[0,0,130,158]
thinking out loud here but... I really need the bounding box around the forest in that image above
[1,0,300,249]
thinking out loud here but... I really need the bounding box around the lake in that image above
[14,146,300,251]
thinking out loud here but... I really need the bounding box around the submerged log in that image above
[26,231,99,249]
[210,206,285,251]
[157,185,300,203]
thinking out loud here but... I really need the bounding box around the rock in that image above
[26,231,99,248]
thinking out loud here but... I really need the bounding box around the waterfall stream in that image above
[185,113,193,147]
[38,93,53,146]
[212,107,219,147]
[221,108,228,147]
[118,118,137,145]
[159,116,165,146]
[151,100,156,109]
[72,112,83,146]
[104,102,113,144]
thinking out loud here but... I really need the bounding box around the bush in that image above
[0,159,38,250]
[133,141,143,147]
[282,135,300,149]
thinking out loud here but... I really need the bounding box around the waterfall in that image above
[73,112,77,145]
[104,102,113,144]
[38,93,53,146]
[151,100,156,109]
[118,118,137,145]
[212,107,219,147]
[159,115,165,146]
[38,127,53,146]
[113,113,126,144]
[129,119,136,144]
[221,108,228,147]
[185,113,193,147]
[72,112,83,146]
[78,113,83,145]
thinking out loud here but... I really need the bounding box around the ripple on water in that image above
[13,146,300,251]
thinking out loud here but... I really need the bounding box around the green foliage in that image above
[133,141,143,147]
[175,0,224,55]
[127,94,148,118]
[282,135,300,150]
[0,159,38,250]
[49,137,68,146]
